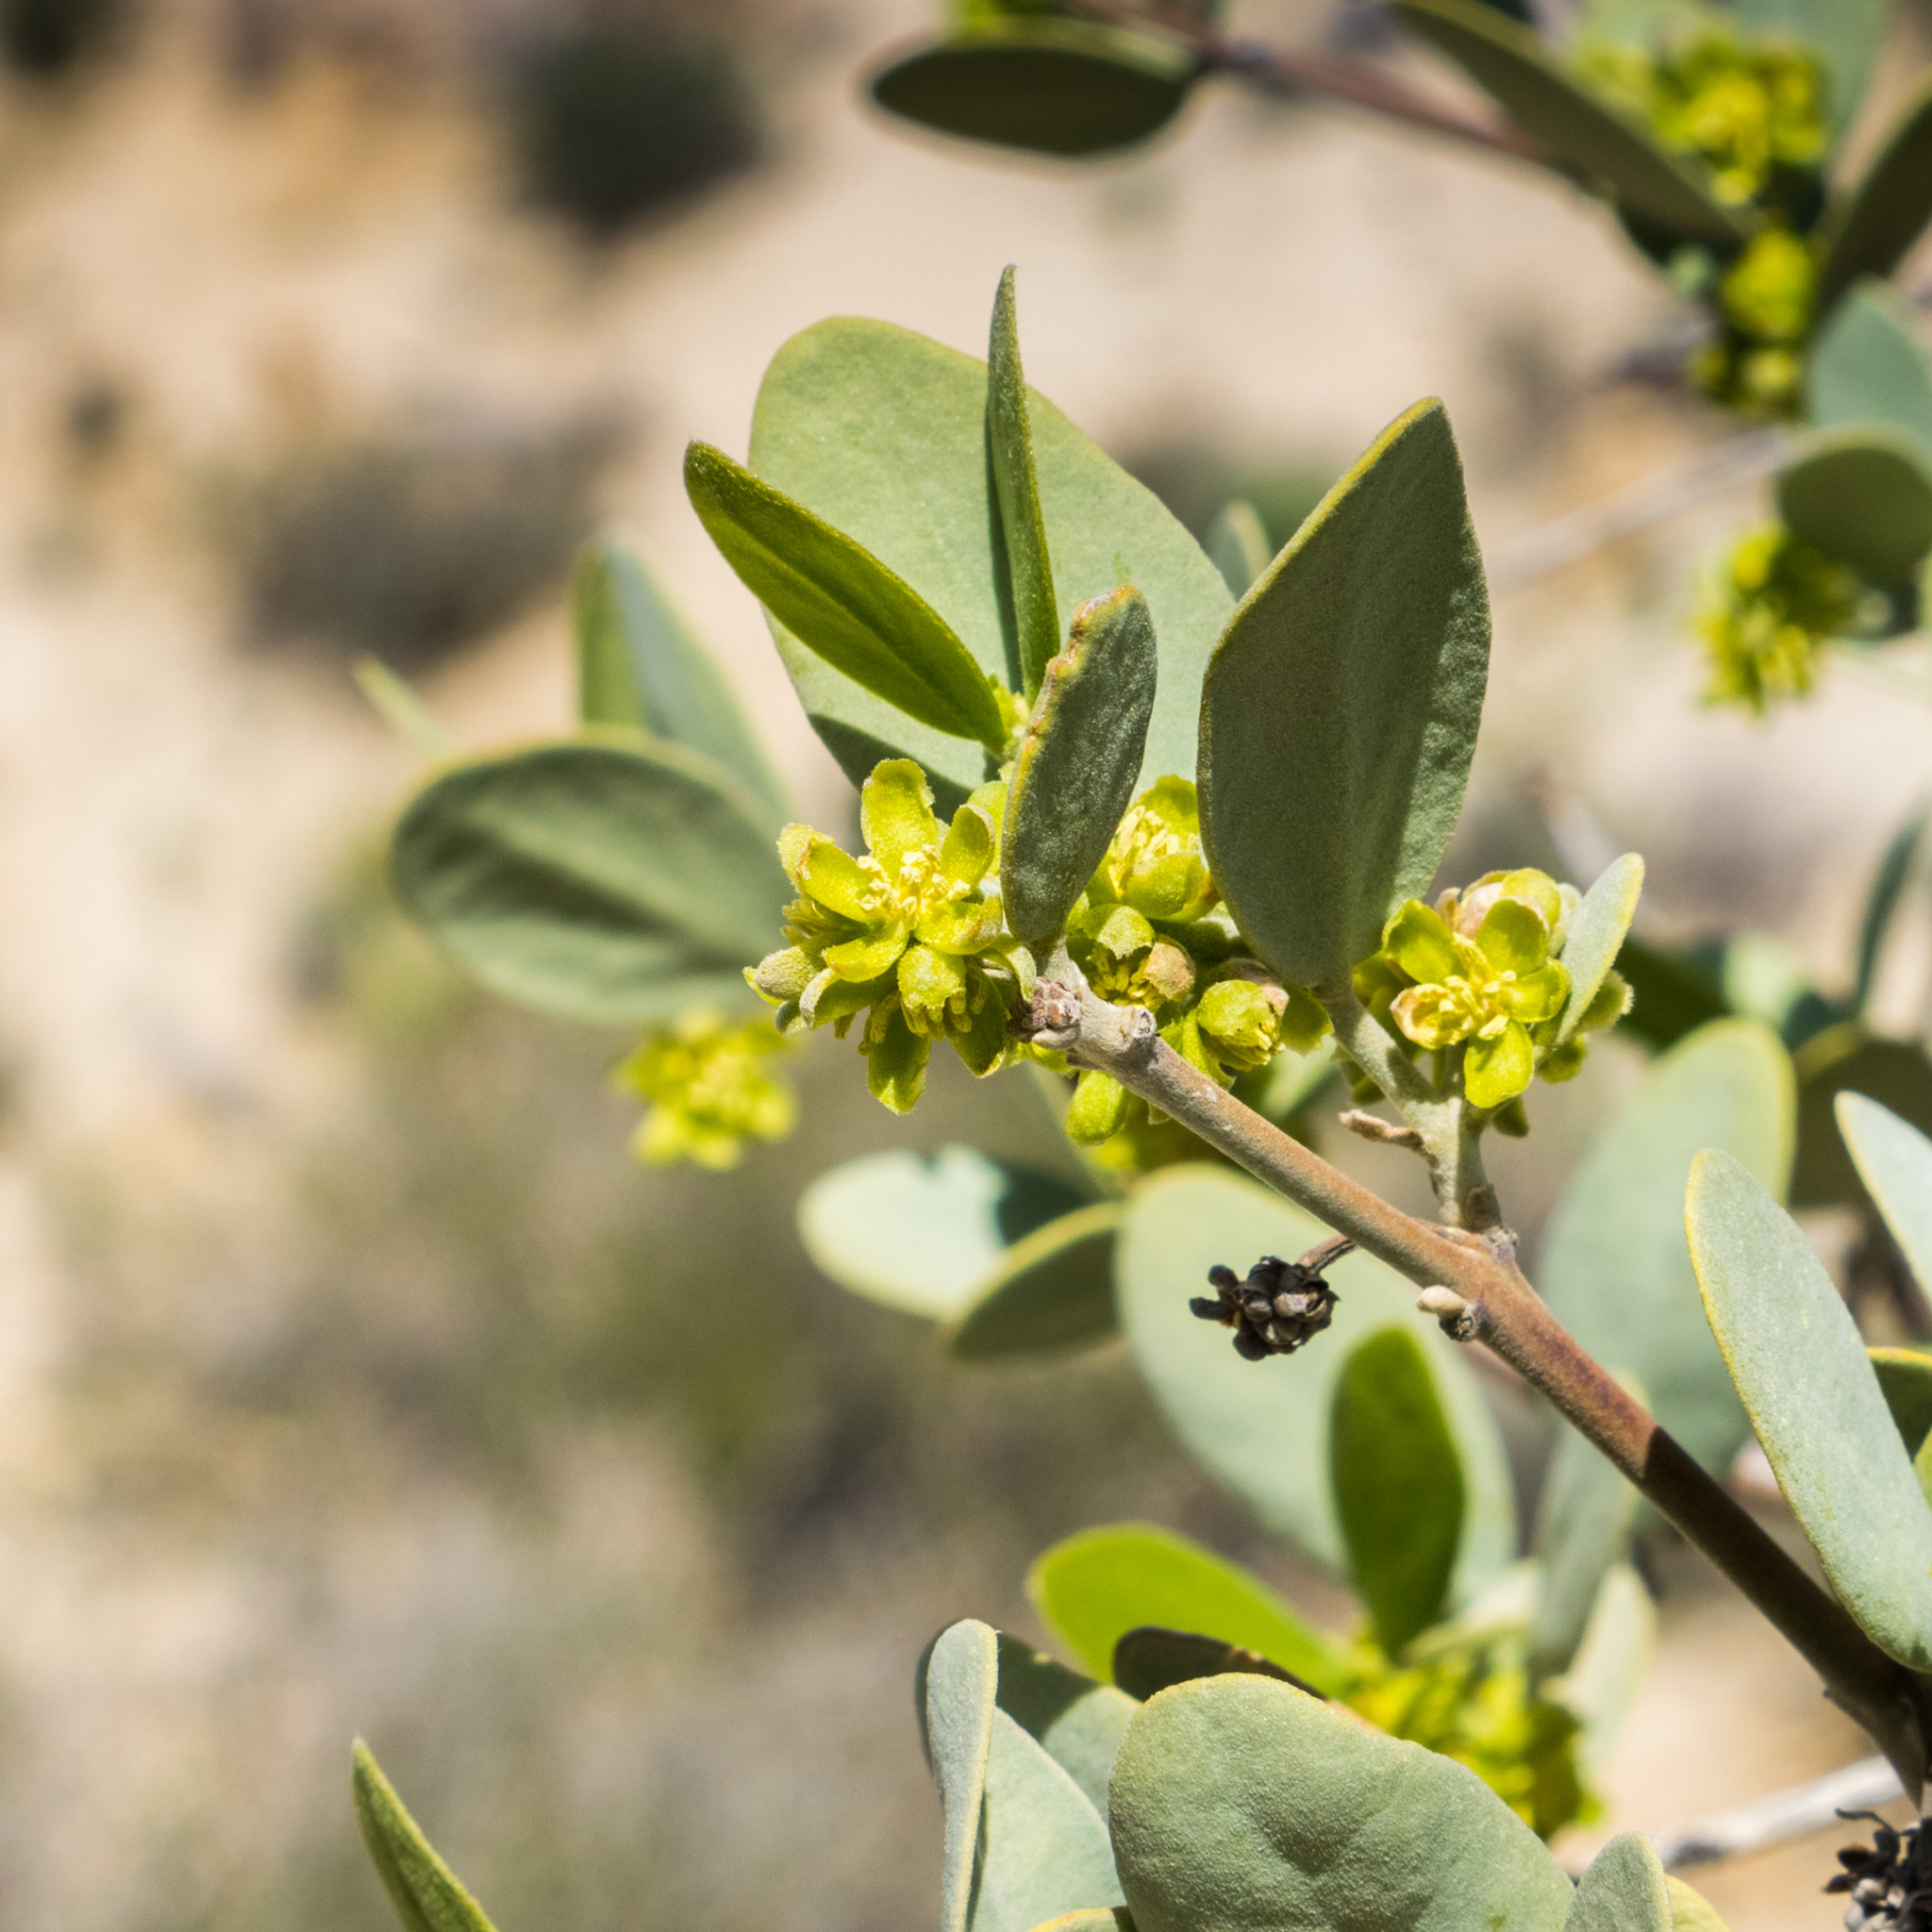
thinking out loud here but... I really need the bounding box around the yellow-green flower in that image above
[1375,874,1571,1110]
[1087,774,1218,924]
[1690,225,1817,414]
[613,1012,796,1169]
[1697,524,1872,711]
[746,758,1033,1113]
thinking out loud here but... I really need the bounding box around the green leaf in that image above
[1329,1325,1465,1657]
[1816,71,1932,314]
[685,441,1007,751]
[1198,399,1490,990]
[1027,1522,1351,1694]
[870,22,1195,158]
[354,657,454,761]
[1207,500,1271,597]
[1541,1020,1794,1472]
[1666,1877,1734,1932]
[1855,804,1929,1015]
[1557,853,1643,1044]
[1531,1414,1638,1679]
[352,1741,498,1932]
[1688,1147,1932,1672]
[1111,1628,1312,1703]
[1776,424,1932,593]
[391,736,786,1025]
[747,317,1233,807]
[1109,1675,1574,1932]
[573,531,787,822]
[1809,282,1932,460]
[1391,0,1747,246]
[993,1633,1137,1817]
[1613,934,1730,1051]
[798,1147,1089,1321]
[1792,1027,1932,1209]
[952,1204,1124,1359]
[922,1619,1001,1932]
[1568,1834,1670,1932]
[1556,1563,1656,1776]
[1870,1348,1932,1459]
[1118,1167,1514,1599]
[1002,587,1158,947]
[1840,1094,1932,1301]
[989,269,1060,703]
[974,1709,1124,1932]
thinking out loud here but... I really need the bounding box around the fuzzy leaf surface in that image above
[1568,1834,1671,1932]
[952,1204,1124,1359]
[747,317,1231,807]
[352,1742,498,1932]
[1689,1148,1932,1672]
[1839,1093,1932,1297]
[1199,399,1489,988]
[992,1633,1137,1817]
[923,1619,1001,1932]
[1541,1020,1793,1472]
[1557,854,1643,1043]
[988,267,1060,699]
[1003,587,1158,946]
[391,736,785,1024]
[973,1710,1124,1932]
[1108,1676,1574,1932]
[1027,1522,1349,1693]
[1119,1168,1512,1596]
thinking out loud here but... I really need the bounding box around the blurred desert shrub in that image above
[225,419,620,670]
[1,0,124,73]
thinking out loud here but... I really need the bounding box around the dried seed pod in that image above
[1189,1238,1354,1359]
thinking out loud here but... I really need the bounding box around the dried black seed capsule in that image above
[1827,1813,1932,1932]
[1189,1238,1354,1359]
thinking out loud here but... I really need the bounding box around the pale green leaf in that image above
[993,1633,1137,1817]
[1391,0,1747,245]
[391,736,785,1025]
[922,1619,1001,1932]
[352,1741,498,1932]
[1569,1834,1670,1932]
[1792,1029,1932,1210]
[1557,854,1644,1044]
[1552,1562,1656,1776]
[573,531,786,821]
[1002,586,1157,947]
[1541,1020,1794,1472]
[1109,1676,1574,1932]
[1207,500,1271,597]
[1809,283,1932,462]
[1531,1412,1638,1679]
[973,1710,1124,1932]
[1330,1325,1464,1657]
[354,658,454,761]
[1199,398,1490,989]
[1666,1876,1733,1932]
[870,22,1195,158]
[1816,70,1932,312]
[1118,1167,1514,1600]
[1688,1148,1932,1672]
[1839,1093,1932,1297]
[952,1204,1124,1359]
[798,1147,1088,1321]
[746,317,1232,808]
[1776,424,1932,593]
[989,268,1060,701]
[1026,1521,1350,1694]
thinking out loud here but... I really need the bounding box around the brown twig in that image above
[1053,0,1543,162]
[1019,974,1932,1795]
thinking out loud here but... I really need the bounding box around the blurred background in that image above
[0,0,1930,1924]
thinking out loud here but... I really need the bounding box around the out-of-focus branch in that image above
[1054,0,1543,161]
[1653,1756,1906,1872]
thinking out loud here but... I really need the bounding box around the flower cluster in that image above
[1353,869,1626,1116]
[613,1012,796,1169]
[745,759,1033,1114]
[1341,1630,1596,1841]
[1057,776,1330,1165]
[1689,225,1817,414]
[1698,525,1875,712]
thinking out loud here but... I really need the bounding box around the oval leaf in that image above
[952,1204,1124,1360]
[1002,587,1158,947]
[871,23,1195,158]
[1570,1834,1670,1932]
[1391,0,1746,246]
[747,317,1233,806]
[921,1619,1001,1932]
[989,268,1061,701]
[1840,1092,1932,1295]
[352,1741,498,1932]
[799,1147,1090,1321]
[993,1632,1138,1817]
[1817,71,1932,315]
[974,1709,1124,1932]
[573,531,787,822]
[1109,1675,1574,1932]
[1809,281,1932,459]
[1776,424,1932,592]
[685,441,1006,750]
[391,736,787,1025]
[1688,1148,1932,1673]
[1118,1167,1514,1600]
[1541,1020,1794,1472]
[1557,854,1643,1044]
[1027,1522,1350,1694]
[1330,1325,1464,1657]
[1199,398,1490,990]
